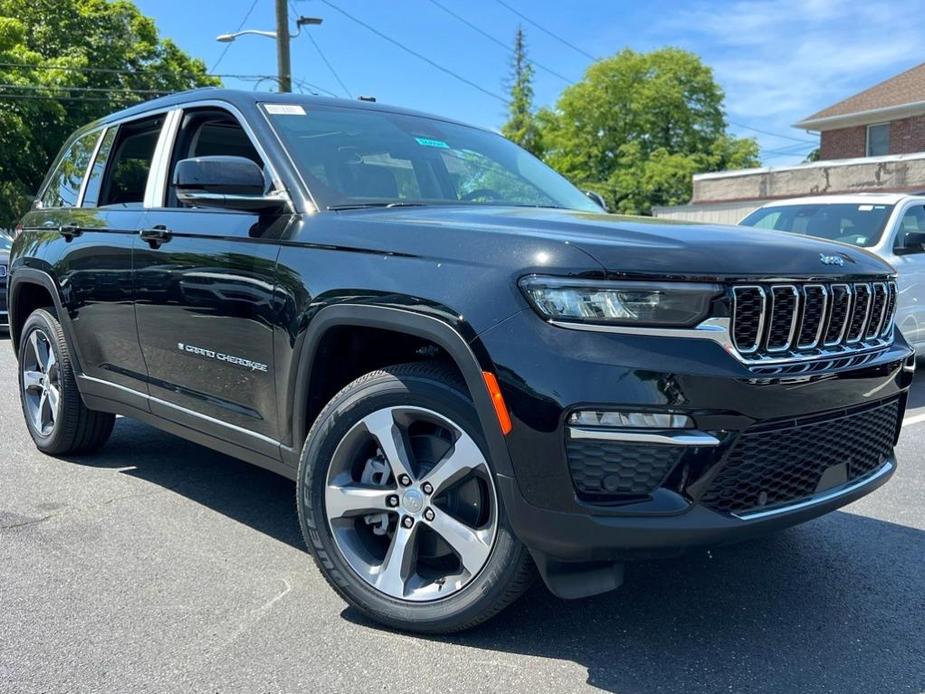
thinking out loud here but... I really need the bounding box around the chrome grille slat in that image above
[730,279,896,365]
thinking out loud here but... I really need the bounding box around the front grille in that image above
[732,280,895,362]
[700,399,899,515]
[567,439,683,500]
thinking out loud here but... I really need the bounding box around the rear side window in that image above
[81,128,117,208]
[98,115,164,208]
[40,130,101,209]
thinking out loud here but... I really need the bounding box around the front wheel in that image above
[297,363,534,633]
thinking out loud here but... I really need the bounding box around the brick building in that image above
[795,62,925,159]
[654,62,925,224]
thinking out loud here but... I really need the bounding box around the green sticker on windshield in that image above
[415,136,449,149]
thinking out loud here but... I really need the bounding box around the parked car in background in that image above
[8,90,915,633]
[740,194,925,355]
[0,230,10,330]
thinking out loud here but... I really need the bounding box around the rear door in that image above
[133,105,292,447]
[19,117,163,399]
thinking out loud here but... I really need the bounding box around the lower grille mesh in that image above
[701,400,899,515]
[567,440,683,500]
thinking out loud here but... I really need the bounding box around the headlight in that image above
[519,276,722,327]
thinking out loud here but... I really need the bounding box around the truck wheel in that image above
[297,362,534,633]
[18,308,115,455]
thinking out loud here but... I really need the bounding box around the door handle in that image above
[139,225,172,248]
[58,224,82,241]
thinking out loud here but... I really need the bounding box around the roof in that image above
[758,192,924,208]
[794,62,925,131]
[96,88,478,130]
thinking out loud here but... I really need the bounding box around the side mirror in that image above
[174,156,288,211]
[895,230,925,255]
[585,190,608,212]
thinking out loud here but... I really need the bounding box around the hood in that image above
[336,206,895,280]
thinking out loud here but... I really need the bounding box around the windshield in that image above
[740,203,894,248]
[263,103,600,212]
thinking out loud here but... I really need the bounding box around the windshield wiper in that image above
[327,202,429,211]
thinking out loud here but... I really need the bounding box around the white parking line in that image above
[903,412,925,427]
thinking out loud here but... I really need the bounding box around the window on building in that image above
[866,123,890,157]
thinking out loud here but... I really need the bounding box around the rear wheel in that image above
[297,363,534,633]
[18,308,114,455]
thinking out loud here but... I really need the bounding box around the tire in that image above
[18,308,115,455]
[297,362,535,633]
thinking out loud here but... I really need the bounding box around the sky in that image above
[134,0,925,167]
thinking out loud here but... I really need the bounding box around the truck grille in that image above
[731,280,895,362]
[700,399,899,515]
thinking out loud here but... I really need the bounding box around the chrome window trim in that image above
[731,285,766,354]
[144,109,183,209]
[568,427,720,447]
[733,459,894,521]
[84,99,293,213]
[797,284,828,349]
[765,285,800,353]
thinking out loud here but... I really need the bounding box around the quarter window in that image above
[40,130,101,208]
[80,128,117,208]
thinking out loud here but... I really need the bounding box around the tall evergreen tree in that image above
[501,26,540,156]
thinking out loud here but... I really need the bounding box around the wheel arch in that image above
[286,304,514,477]
[8,269,74,362]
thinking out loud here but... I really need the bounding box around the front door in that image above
[133,107,292,447]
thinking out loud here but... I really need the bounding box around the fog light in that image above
[567,410,693,429]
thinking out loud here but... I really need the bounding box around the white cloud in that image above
[664,0,925,164]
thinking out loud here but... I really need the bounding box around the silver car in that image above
[740,193,925,356]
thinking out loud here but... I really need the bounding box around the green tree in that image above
[501,26,540,157]
[536,47,760,214]
[0,0,219,225]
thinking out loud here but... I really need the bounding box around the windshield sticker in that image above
[265,104,306,116]
[858,204,874,211]
[415,136,449,149]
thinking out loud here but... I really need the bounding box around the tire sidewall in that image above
[18,310,71,453]
[298,368,524,631]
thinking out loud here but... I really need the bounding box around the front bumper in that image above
[477,310,913,575]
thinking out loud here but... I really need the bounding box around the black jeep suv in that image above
[10,90,915,633]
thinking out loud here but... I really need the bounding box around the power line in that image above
[728,120,816,144]
[211,0,260,72]
[317,0,509,105]
[426,0,573,85]
[492,0,598,62]
[305,33,352,98]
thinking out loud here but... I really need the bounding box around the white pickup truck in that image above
[740,193,925,356]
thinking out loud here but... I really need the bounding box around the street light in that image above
[215,6,324,93]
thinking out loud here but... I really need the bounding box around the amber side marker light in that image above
[482,371,512,435]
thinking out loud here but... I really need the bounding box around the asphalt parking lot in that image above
[1,341,923,694]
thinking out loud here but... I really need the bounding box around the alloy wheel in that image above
[22,329,61,437]
[324,406,498,602]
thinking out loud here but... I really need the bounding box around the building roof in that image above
[794,62,925,131]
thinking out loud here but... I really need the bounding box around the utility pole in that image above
[275,0,292,93]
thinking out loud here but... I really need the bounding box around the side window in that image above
[98,115,164,208]
[167,109,264,208]
[894,205,925,254]
[80,127,117,208]
[39,130,101,209]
